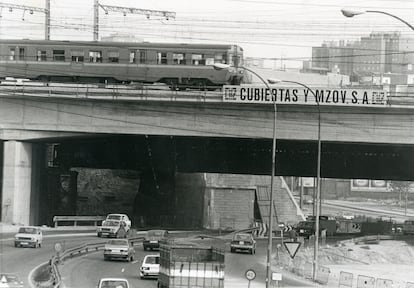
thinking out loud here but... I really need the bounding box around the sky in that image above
[1,0,414,68]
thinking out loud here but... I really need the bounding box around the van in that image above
[403,220,414,235]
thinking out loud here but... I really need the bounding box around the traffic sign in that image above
[245,269,256,281]
[283,241,301,259]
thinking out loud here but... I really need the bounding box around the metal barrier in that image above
[339,271,353,288]
[52,215,106,227]
[315,265,330,285]
[30,236,143,288]
[375,278,393,288]
[0,83,221,103]
[406,282,414,288]
[356,275,375,288]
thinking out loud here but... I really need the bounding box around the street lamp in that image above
[341,9,414,31]
[213,63,277,288]
[269,79,321,281]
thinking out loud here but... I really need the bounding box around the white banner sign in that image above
[222,85,387,106]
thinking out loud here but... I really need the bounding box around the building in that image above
[309,32,414,85]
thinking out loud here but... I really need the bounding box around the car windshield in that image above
[234,234,251,240]
[145,256,160,264]
[108,240,128,246]
[107,215,122,220]
[298,221,314,228]
[100,280,128,288]
[104,220,120,226]
[18,227,37,234]
[148,230,164,237]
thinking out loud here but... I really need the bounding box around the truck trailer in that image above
[157,242,225,288]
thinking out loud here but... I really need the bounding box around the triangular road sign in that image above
[283,241,301,259]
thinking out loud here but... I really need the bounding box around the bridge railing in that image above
[0,82,223,102]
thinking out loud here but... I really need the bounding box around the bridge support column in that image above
[1,141,32,225]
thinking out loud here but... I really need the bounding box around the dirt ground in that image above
[280,239,414,287]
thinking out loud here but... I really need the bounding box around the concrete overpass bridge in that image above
[1,83,413,225]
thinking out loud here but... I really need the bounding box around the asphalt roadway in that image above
[0,227,317,288]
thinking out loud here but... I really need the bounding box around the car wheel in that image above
[97,232,102,237]
[230,248,234,253]
[130,255,134,262]
[14,242,18,248]
[104,256,108,261]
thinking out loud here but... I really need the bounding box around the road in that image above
[60,237,315,288]
[0,231,96,287]
[0,229,315,288]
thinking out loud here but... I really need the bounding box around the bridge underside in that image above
[3,134,414,226]
[55,135,414,181]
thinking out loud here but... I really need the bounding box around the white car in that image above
[14,226,43,248]
[103,239,135,262]
[97,278,129,288]
[97,220,128,238]
[105,214,131,230]
[139,254,160,279]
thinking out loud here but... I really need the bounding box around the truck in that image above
[295,216,337,238]
[157,241,225,288]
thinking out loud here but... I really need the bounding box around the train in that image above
[0,39,244,89]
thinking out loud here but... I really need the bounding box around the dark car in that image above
[296,221,315,238]
[230,233,256,254]
[143,230,168,251]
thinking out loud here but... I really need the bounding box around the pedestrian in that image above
[288,228,298,241]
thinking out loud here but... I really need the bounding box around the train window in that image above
[89,50,102,63]
[129,50,136,63]
[19,48,25,60]
[108,51,119,63]
[139,50,146,64]
[173,53,185,65]
[157,52,167,64]
[9,48,16,60]
[214,53,226,64]
[71,50,84,62]
[37,50,47,61]
[53,50,65,62]
[191,54,205,65]
[205,57,214,65]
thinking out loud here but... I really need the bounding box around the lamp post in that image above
[341,9,414,31]
[213,63,277,288]
[269,79,321,281]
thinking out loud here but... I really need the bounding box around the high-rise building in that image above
[309,32,414,83]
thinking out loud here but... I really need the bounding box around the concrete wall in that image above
[1,141,32,225]
[205,187,255,230]
[203,173,304,230]
[174,173,205,228]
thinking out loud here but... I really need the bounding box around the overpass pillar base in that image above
[1,141,32,225]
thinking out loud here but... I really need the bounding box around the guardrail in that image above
[0,83,222,103]
[29,236,144,288]
[52,215,106,227]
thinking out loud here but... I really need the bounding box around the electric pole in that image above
[0,1,49,39]
[93,0,176,41]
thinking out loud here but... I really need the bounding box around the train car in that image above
[0,39,244,89]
